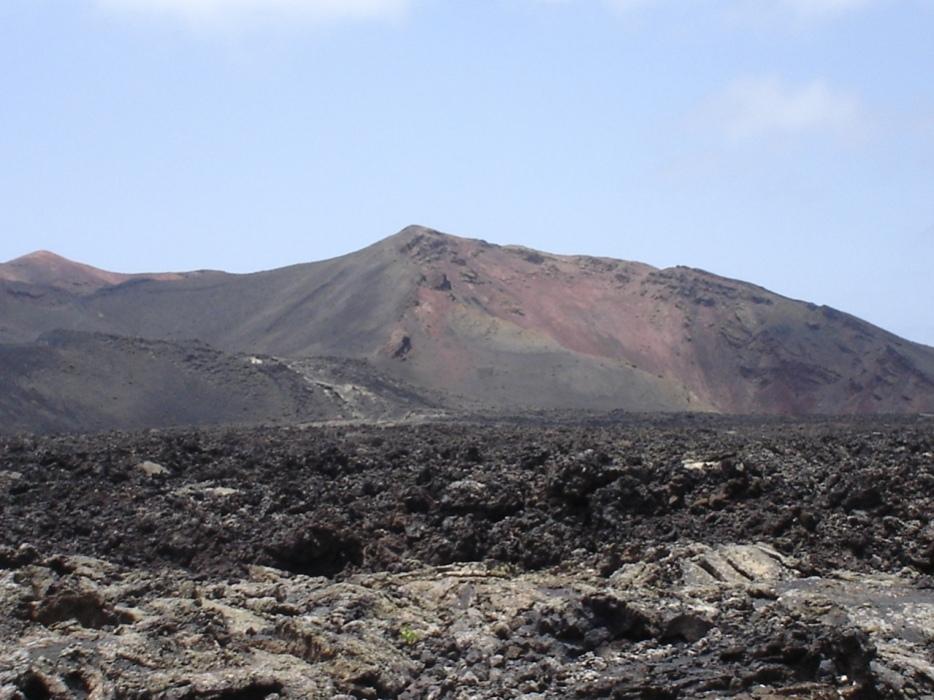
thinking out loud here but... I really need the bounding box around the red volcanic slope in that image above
[365,229,934,414]
[2,227,933,416]
[0,250,182,294]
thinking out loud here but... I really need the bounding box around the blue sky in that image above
[1,0,932,344]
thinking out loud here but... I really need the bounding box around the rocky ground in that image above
[1,416,933,698]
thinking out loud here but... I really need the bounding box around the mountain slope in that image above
[3,226,933,416]
[0,331,438,434]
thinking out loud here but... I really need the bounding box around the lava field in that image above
[1,416,933,698]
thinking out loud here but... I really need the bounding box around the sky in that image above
[1,0,932,345]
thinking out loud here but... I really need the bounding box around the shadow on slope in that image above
[0,330,438,434]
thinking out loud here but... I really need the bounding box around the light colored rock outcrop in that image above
[1,544,932,698]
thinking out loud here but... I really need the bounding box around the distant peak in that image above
[394,224,446,240]
[8,250,72,265]
[385,225,494,251]
[0,249,136,293]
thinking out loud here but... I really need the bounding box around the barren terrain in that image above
[1,416,932,698]
[5,228,934,434]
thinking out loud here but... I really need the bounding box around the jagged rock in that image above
[0,548,929,698]
[1,420,933,697]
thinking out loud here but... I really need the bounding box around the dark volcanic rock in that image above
[1,416,933,579]
[0,416,933,697]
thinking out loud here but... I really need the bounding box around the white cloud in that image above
[526,0,659,11]
[724,0,878,26]
[777,0,874,18]
[94,0,411,27]
[542,0,876,22]
[605,0,657,11]
[708,77,868,142]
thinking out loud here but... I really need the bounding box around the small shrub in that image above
[399,626,420,646]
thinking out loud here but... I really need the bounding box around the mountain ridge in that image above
[0,248,187,295]
[1,231,919,343]
[2,225,933,429]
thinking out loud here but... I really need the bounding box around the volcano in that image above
[2,226,933,432]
